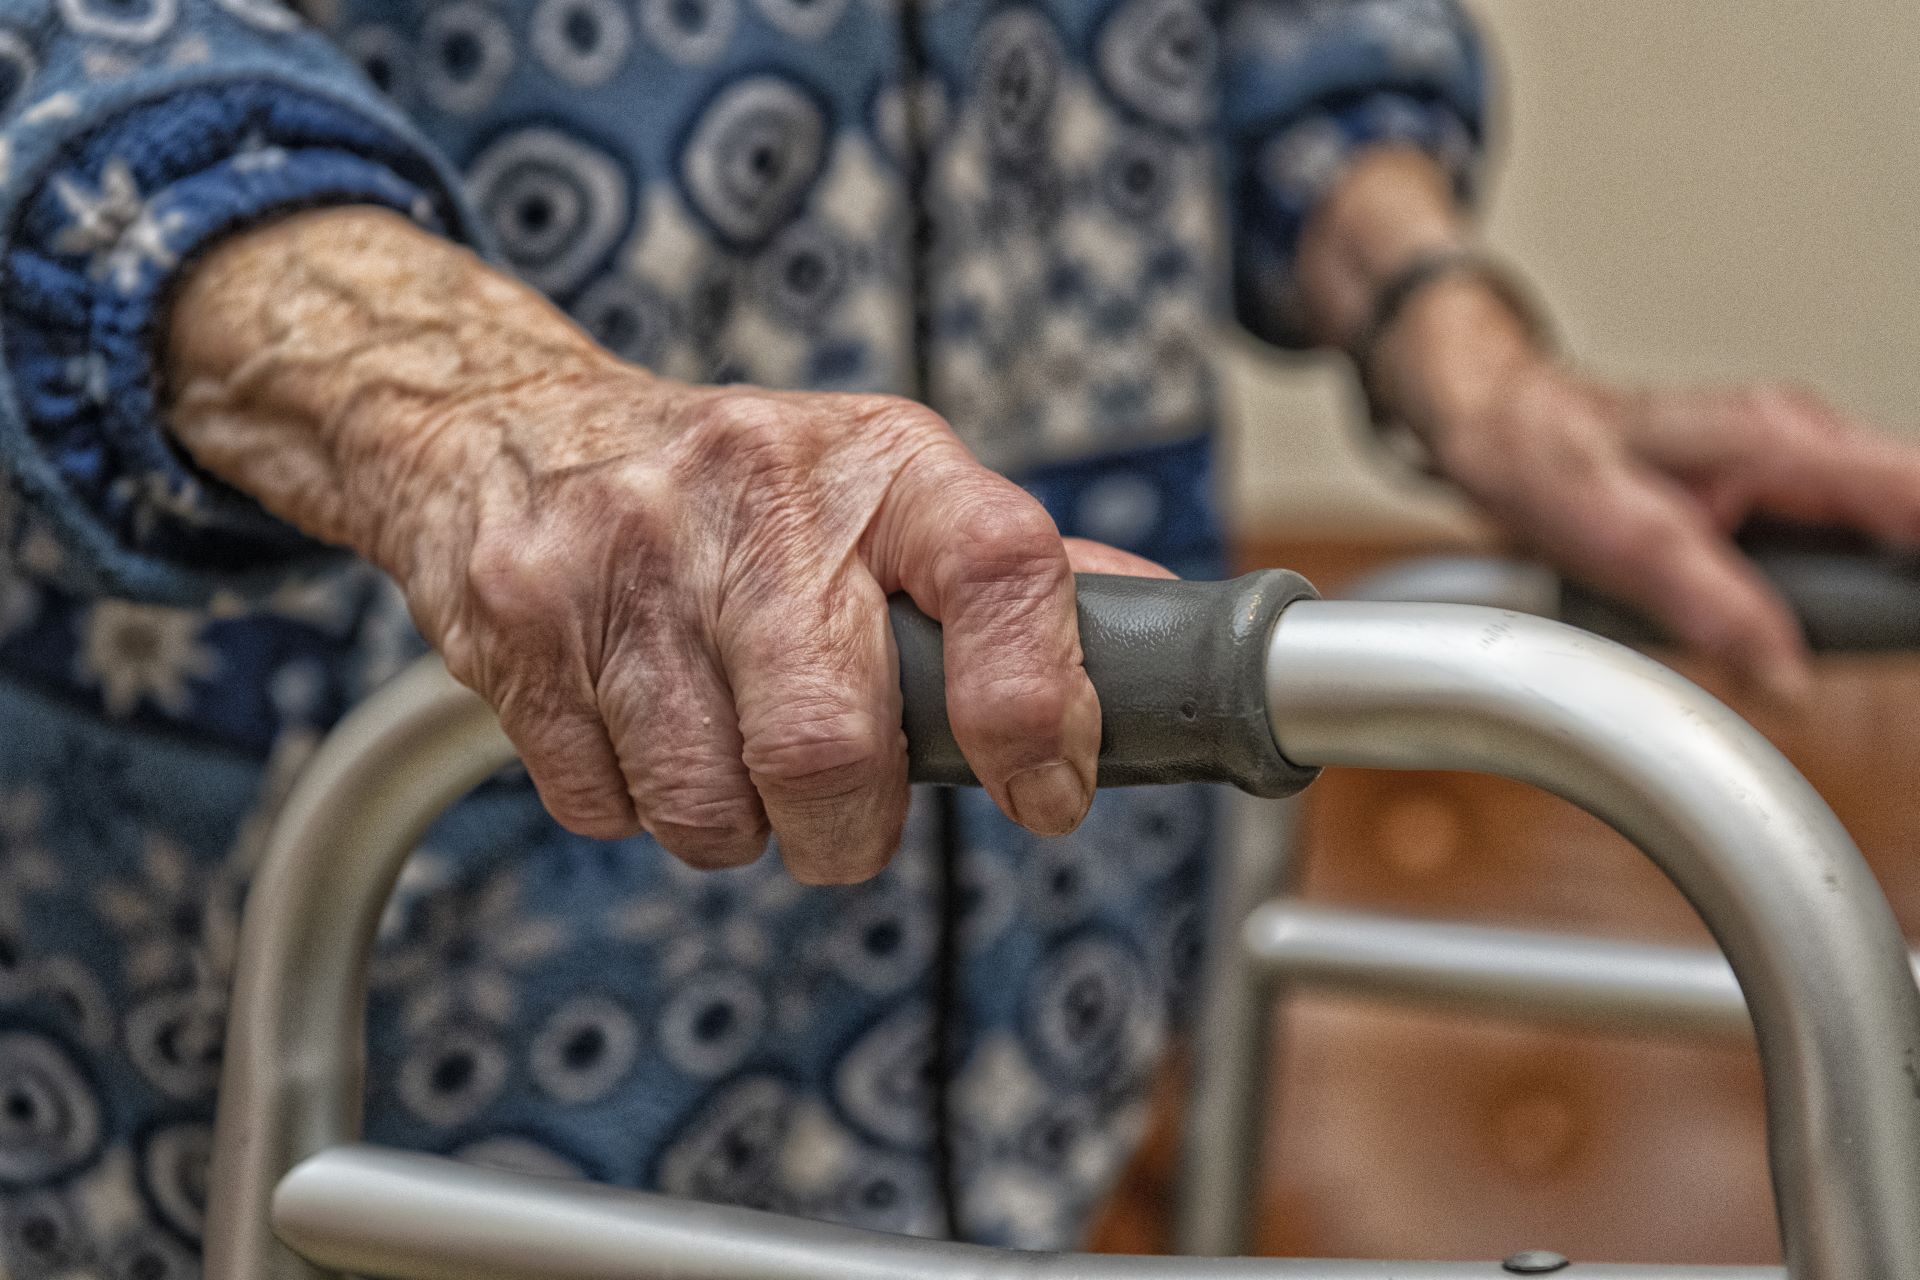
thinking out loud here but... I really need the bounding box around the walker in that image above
[203,565,1920,1280]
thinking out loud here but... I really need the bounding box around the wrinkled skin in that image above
[168,151,1920,885]
[1306,149,1920,703]
[166,207,1165,884]
[1432,368,1920,700]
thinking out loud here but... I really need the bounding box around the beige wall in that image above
[1224,0,1920,539]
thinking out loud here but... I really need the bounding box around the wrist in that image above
[165,206,611,574]
[1296,147,1469,347]
[1366,271,1549,453]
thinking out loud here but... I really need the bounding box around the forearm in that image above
[164,207,619,586]
[1294,148,1543,455]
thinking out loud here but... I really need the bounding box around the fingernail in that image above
[1006,760,1091,836]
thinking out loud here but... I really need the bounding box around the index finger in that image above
[1502,453,1813,702]
[867,444,1098,836]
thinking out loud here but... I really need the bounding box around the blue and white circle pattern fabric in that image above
[396,1022,511,1127]
[0,1031,102,1185]
[55,0,178,43]
[749,0,848,41]
[123,989,225,1103]
[466,126,632,293]
[831,1003,936,1148]
[655,1074,795,1206]
[136,1122,211,1242]
[0,0,1486,1260]
[638,0,738,66]
[753,220,850,327]
[1096,0,1217,130]
[657,967,766,1078]
[530,993,642,1104]
[530,0,632,86]
[974,9,1061,161]
[1024,934,1154,1087]
[680,76,828,245]
[213,0,303,33]
[420,2,517,115]
[571,273,675,365]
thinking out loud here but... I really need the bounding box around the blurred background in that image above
[1094,2,1920,1267]
[1225,0,1920,545]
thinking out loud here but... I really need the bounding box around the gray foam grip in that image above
[889,570,1320,796]
[1561,519,1920,654]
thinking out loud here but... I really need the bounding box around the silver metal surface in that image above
[1176,557,1553,1258]
[1341,556,1559,615]
[275,1144,1783,1280]
[1245,902,1749,1034]
[205,659,517,1280]
[1175,791,1302,1256]
[210,598,1920,1280]
[1264,600,1920,1280]
[1243,903,1920,1036]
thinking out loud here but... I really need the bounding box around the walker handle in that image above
[1563,517,1920,653]
[888,570,1319,796]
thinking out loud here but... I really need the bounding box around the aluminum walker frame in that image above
[1175,534,1920,1266]
[203,569,1920,1280]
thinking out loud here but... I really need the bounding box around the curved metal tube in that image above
[1340,556,1560,615]
[1265,601,1920,1280]
[1174,792,1304,1256]
[273,1144,1780,1280]
[1241,902,1904,1037]
[206,658,517,1280]
[208,600,1920,1280]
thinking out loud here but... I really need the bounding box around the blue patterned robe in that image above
[0,0,1483,1270]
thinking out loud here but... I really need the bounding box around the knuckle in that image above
[1743,382,1829,433]
[549,797,641,842]
[1612,513,1685,568]
[643,786,769,867]
[463,529,568,632]
[853,393,950,440]
[742,702,897,799]
[954,670,1071,742]
[685,393,808,470]
[936,494,1066,595]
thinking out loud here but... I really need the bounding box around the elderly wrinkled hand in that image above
[165,207,1164,883]
[1305,150,1920,704]
[1429,366,1920,701]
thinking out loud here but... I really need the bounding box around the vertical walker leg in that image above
[1176,790,1303,1256]
[1263,602,1920,1280]
[204,581,1920,1280]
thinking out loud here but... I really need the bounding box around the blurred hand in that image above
[167,208,1166,883]
[1428,358,1920,701]
[1297,149,1920,702]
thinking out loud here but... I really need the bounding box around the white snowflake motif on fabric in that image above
[605,854,800,980]
[91,833,238,991]
[51,157,186,292]
[371,861,568,1033]
[77,598,219,717]
[120,468,222,545]
[64,351,109,407]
